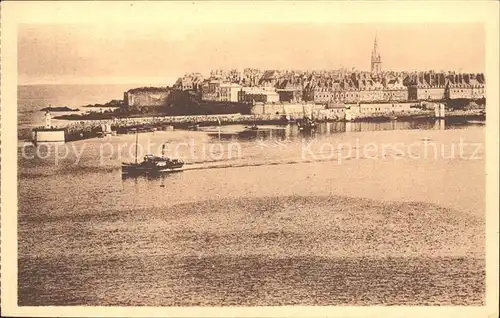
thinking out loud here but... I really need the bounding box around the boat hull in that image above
[298,124,316,131]
[121,164,184,175]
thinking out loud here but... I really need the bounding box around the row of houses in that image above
[201,81,282,103]
[405,72,486,100]
[303,78,408,103]
[173,70,486,104]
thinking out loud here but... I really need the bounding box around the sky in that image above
[18,23,485,85]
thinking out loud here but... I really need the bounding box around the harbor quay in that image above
[62,113,286,141]
[53,107,483,143]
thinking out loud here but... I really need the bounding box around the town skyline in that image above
[18,23,485,85]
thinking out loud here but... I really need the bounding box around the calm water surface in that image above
[17,85,485,306]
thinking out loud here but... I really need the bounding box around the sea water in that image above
[17,85,485,305]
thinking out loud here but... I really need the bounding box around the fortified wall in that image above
[250,103,325,116]
[345,102,419,114]
[124,88,172,107]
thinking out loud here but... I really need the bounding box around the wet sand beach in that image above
[19,195,484,306]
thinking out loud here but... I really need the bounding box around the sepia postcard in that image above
[1,1,499,317]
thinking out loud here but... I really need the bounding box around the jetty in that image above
[61,113,286,142]
[31,108,486,143]
[32,111,66,143]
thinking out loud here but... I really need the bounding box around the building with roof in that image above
[274,78,303,103]
[407,72,446,101]
[337,80,360,103]
[468,74,486,100]
[445,73,485,100]
[238,87,279,104]
[358,79,385,102]
[173,73,204,91]
[259,70,281,88]
[445,74,472,99]
[201,79,222,101]
[384,78,408,101]
[219,83,242,102]
[309,83,333,103]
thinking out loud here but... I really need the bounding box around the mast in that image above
[135,131,138,164]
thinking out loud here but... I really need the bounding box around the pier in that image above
[32,111,66,143]
[62,113,286,142]
[37,109,486,143]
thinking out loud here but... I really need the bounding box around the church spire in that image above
[372,32,379,58]
[371,32,382,74]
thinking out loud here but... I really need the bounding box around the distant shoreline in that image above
[82,105,121,108]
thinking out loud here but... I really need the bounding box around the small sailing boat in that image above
[187,120,200,131]
[297,104,317,131]
[245,123,259,131]
[121,132,184,175]
[434,103,446,119]
[297,115,317,132]
[245,116,259,130]
[281,114,296,124]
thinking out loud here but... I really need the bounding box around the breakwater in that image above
[345,109,485,121]
[63,114,285,141]
[53,110,485,142]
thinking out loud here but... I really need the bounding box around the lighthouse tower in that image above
[44,111,52,128]
[371,34,382,74]
[32,110,65,143]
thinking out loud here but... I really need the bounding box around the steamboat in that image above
[122,132,184,175]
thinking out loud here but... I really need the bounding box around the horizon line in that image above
[17,83,175,86]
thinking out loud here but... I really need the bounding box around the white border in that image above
[1,1,499,317]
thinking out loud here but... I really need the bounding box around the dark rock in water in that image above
[40,106,80,112]
[83,99,123,108]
